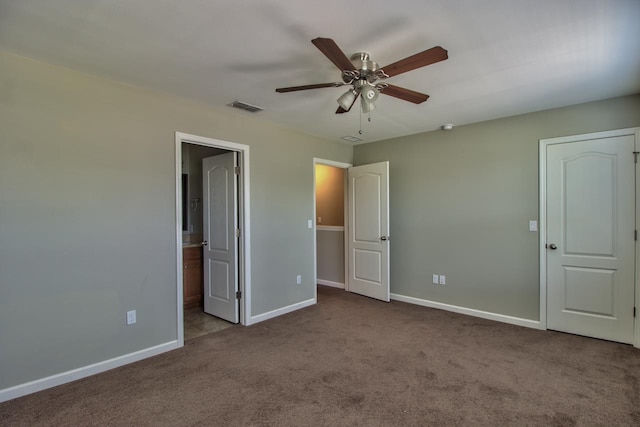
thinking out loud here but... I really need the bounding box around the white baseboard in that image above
[390,293,541,330]
[317,279,345,289]
[247,298,316,325]
[0,340,179,403]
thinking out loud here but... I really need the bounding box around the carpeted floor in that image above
[2,286,640,426]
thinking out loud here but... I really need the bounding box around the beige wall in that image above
[315,164,344,226]
[316,230,345,285]
[354,95,640,321]
[0,51,352,390]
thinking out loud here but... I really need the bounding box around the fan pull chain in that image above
[359,106,363,135]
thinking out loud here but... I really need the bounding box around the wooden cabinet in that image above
[183,246,203,309]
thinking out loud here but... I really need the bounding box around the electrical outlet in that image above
[432,274,439,284]
[296,274,302,285]
[318,216,322,224]
[439,275,446,285]
[127,310,136,325]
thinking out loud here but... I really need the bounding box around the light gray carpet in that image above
[2,286,639,426]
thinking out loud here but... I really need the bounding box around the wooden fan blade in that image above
[380,84,429,104]
[312,37,356,71]
[336,93,360,114]
[380,46,448,78]
[276,82,345,93]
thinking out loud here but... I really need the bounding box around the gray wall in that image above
[0,51,351,390]
[354,95,640,320]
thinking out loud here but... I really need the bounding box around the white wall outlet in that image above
[307,220,313,229]
[432,274,439,284]
[296,274,302,285]
[439,275,446,285]
[529,220,538,232]
[318,216,322,224]
[126,310,136,325]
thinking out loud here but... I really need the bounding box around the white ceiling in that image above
[1,0,639,144]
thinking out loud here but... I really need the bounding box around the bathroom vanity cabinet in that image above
[183,246,203,309]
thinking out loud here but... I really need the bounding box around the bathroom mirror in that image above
[182,174,188,231]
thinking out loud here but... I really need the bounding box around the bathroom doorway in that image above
[175,132,251,345]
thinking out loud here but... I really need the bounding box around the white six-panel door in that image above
[546,134,635,343]
[202,152,239,323]
[347,162,390,302]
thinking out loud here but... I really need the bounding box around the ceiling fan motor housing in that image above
[342,52,381,85]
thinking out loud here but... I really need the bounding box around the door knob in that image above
[201,241,208,246]
[380,236,389,241]
[547,243,557,250]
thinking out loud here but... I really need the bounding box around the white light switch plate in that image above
[529,220,538,232]
[432,274,439,284]
[127,310,136,325]
[307,220,313,229]
[439,275,446,285]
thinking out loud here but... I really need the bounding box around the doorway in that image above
[175,132,251,347]
[313,158,391,303]
[539,127,640,346]
[315,160,349,296]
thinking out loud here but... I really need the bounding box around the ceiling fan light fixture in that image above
[337,89,357,110]
[361,96,375,113]
[360,85,379,104]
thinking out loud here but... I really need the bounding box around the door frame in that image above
[175,132,252,346]
[539,127,640,347]
[313,158,352,303]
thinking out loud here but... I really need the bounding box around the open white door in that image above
[202,152,239,323]
[347,161,390,302]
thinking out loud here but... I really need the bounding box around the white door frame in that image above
[175,132,252,346]
[539,127,640,347]
[313,158,352,303]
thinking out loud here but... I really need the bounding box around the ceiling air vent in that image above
[227,100,264,113]
[341,135,362,143]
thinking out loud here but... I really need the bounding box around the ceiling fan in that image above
[275,37,448,114]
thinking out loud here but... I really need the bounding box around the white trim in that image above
[312,158,352,305]
[175,140,185,345]
[538,139,547,330]
[248,298,316,325]
[636,129,640,349]
[317,279,345,289]
[539,127,640,347]
[175,132,252,335]
[391,293,541,330]
[0,341,178,403]
[317,225,345,232]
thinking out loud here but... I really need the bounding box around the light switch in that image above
[307,219,313,229]
[529,220,538,232]
[432,274,439,284]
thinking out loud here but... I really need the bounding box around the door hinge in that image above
[236,291,242,299]
[234,166,241,175]
[235,229,241,237]
[634,152,639,163]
